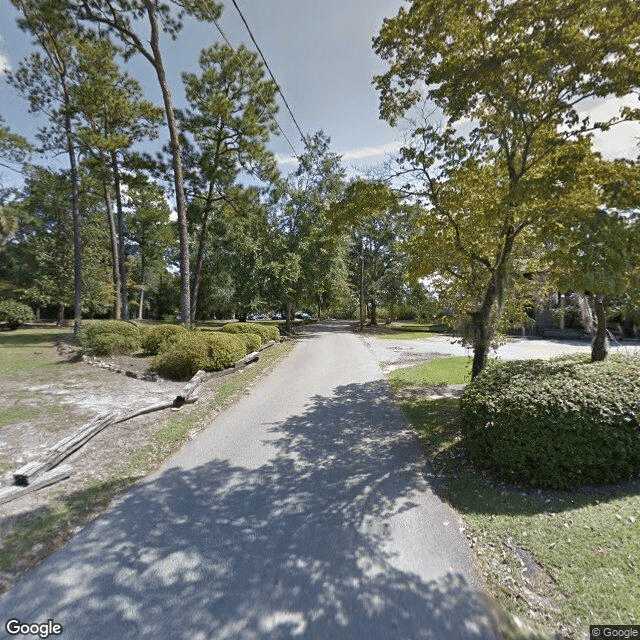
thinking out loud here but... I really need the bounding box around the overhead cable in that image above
[198,0,301,160]
[229,0,306,146]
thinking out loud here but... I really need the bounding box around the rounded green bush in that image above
[0,299,35,329]
[236,332,261,354]
[202,331,247,370]
[79,320,141,356]
[140,324,187,355]
[460,355,640,489]
[150,332,209,380]
[150,331,247,380]
[221,321,279,344]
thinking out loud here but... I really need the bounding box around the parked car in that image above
[295,311,311,320]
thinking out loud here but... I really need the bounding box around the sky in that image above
[1,0,639,184]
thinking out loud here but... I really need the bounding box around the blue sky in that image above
[0,0,406,179]
[1,0,639,183]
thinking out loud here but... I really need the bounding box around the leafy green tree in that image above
[124,179,174,319]
[330,180,414,329]
[9,0,86,329]
[272,131,347,330]
[1,168,74,321]
[180,43,279,322]
[72,0,224,325]
[374,0,640,377]
[0,116,32,191]
[70,36,163,319]
[548,160,640,360]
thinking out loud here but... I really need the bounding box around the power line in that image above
[197,0,301,160]
[229,0,306,145]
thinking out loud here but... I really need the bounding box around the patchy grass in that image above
[0,406,42,429]
[395,390,640,639]
[0,338,295,584]
[0,328,70,380]
[389,356,472,388]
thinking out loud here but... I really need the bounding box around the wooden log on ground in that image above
[259,340,275,351]
[13,412,118,486]
[238,351,259,366]
[175,369,206,404]
[0,465,73,505]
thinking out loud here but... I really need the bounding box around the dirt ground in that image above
[0,338,271,592]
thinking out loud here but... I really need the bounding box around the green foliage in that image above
[389,356,472,388]
[460,355,640,489]
[221,321,279,344]
[150,330,247,379]
[140,324,186,355]
[236,332,261,354]
[79,320,141,356]
[202,331,247,369]
[0,299,35,329]
[150,332,208,380]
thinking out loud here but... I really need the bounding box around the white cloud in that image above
[275,153,298,166]
[276,141,403,168]
[340,140,403,161]
[578,95,640,160]
[0,37,10,75]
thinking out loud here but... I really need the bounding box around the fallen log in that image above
[175,369,206,405]
[13,412,118,486]
[0,465,73,505]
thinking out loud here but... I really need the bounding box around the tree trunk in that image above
[359,239,365,332]
[110,150,129,319]
[63,84,82,336]
[285,300,293,334]
[144,0,191,325]
[58,303,64,324]
[591,293,609,362]
[138,253,146,320]
[369,299,378,326]
[190,183,215,324]
[101,171,122,319]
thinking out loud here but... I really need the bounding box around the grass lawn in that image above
[388,356,472,387]
[392,362,640,639]
[369,322,448,340]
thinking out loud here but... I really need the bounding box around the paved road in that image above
[364,332,640,370]
[0,322,499,639]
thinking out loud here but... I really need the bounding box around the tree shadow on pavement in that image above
[0,379,500,639]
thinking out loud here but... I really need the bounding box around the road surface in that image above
[0,322,499,639]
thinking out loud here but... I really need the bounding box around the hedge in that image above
[150,330,247,380]
[221,322,280,344]
[140,324,187,355]
[460,355,640,489]
[79,320,141,356]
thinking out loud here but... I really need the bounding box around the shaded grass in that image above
[0,339,295,582]
[0,328,70,380]
[389,356,472,388]
[396,392,640,638]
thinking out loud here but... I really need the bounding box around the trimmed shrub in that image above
[150,332,209,380]
[150,330,247,380]
[0,300,35,329]
[236,332,262,354]
[140,324,187,355]
[221,321,279,344]
[460,355,640,489]
[202,331,247,370]
[79,320,141,356]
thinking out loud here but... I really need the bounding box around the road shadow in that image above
[0,379,499,639]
